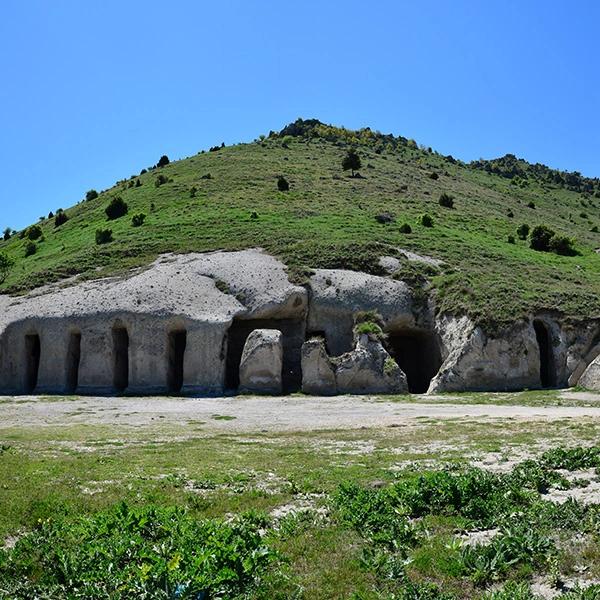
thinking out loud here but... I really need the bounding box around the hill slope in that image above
[2,118,600,327]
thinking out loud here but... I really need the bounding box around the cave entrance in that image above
[112,326,129,393]
[65,331,81,393]
[167,330,187,394]
[24,333,41,394]
[225,318,304,393]
[533,320,556,388]
[387,329,441,394]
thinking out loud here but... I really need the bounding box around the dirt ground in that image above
[2,390,600,432]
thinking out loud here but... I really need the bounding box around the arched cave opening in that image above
[167,329,187,394]
[24,333,41,394]
[225,318,304,393]
[65,331,81,394]
[533,320,557,388]
[112,326,129,393]
[387,329,442,394]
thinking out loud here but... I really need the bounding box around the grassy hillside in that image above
[2,119,600,326]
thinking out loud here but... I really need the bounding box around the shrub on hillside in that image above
[54,210,68,228]
[3,227,12,241]
[342,149,362,177]
[189,186,197,198]
[131,213,146,228]
[277,176,290,191]
[157,155,170,168]
[429,172,439,180]
[85,189,98,201]
[399,223,412,234]
[0,253,14,283]
[420,214,434,227]
[135,178,142,187]
[155,174,169,188]
[529,225,555,252]
[27,225,43,241]
[507,235,515,244]
[105,197,128,220]
[527,201,536,209]
[438,192,454,208]
[516,224,530,240]
[95,229,113,245]
[548,235,576,256]
[24,241,37,257]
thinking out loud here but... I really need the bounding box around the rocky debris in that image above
[239,329,283,394]
[308,268,414,356]
[378,249,444,274]
[302,333,408,395]
[335,333,408,394]
[301,337,336,395]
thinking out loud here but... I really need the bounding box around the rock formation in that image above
[239,329,283,394]
[0,247,597,397]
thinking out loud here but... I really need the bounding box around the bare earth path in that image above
[2,391,600,432]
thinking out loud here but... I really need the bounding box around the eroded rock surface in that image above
[239,329,283,394]
[301,338,336,395]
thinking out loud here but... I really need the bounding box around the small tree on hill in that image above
[438,193,454,209]
[530,225,555,252]
[0,253,14,283]
[105,197,128,220]
[54,210,69,228]
[157,155,170,168]
[342,149,362,177]
[3,227,12,241]
[516,224,530,240]
[277,176,290,191]
[86,189,99,201]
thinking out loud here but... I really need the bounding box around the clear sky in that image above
[1,0,598,231]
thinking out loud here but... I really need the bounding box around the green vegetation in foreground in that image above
[2,415,600,598]
[2,119,600,326]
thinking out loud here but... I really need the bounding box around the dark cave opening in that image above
[225,318,304,393]
[65,331,81,393]
[387,329,442,394]
[24,334,41,394]
[112,326,129,393]
[533,320,557,388]
[167,330,187,394]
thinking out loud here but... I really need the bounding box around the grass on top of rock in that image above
[1,118,600,327]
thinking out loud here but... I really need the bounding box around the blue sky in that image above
[1,0,598,231]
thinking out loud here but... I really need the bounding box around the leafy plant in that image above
[342,148,362,177]
[105,197,128,220]
[95,228,113,244]
[0,252,14,283]
[131,213,146,227]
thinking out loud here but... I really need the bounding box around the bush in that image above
[438,192,454,208]
[591,225,598,233]
[375,212,395,224]
[54,210,68,228]
[507,209,514,218]
[399,223,412,234]
[95,228,113,244]
[201,173,212,179]
[428,172,439,180]
[527,201,536,209]
[342,149,362,176]
[548,234,576,256]
[3,227,12,241]
[507,235,515,244]
[0,252,14,283]
[135,178,142,187]
[131,213,146,227]
[155,174,169,187]
[24,241,37,257]
[85,189,98,201]
[189,186,197,198]
[516,223,530,240]
[420,214,434,227]
[27,225,43,240]
[277,176,290,191]
[530,225,555,251]
[105,197,128,220]
[157,154,170,168]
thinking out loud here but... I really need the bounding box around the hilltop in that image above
[1,118,600,327]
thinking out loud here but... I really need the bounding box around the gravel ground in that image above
[2,391,600,432]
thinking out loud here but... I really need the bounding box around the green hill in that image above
[2,118,600,327]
